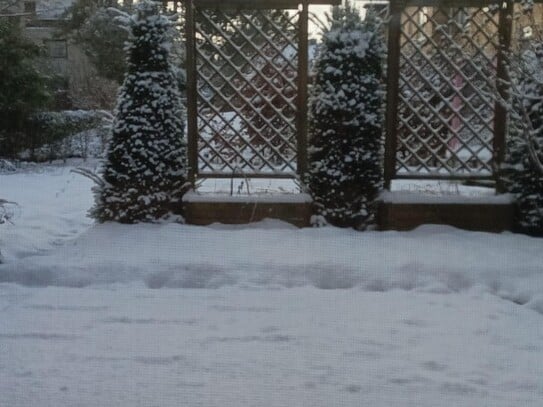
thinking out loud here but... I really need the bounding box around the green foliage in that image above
[306,3,384,229]
[61,0,116,32]
[78,8,129,83]
[502,45,543,236]
[23,110,106,161]
[63,0,185,88]
[92,1,187,223]
[0,19,50,156]
[62,0,131,83]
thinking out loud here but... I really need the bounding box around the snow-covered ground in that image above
[1,161,543,407]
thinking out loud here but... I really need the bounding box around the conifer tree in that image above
[502,45,543,236]
[0,19,50,156]
[307,3,384,228]
[92,1,187,223]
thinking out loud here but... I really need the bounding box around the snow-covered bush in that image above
[0,198,17,263]
[0,159,16,173]
[91,1,188,223]
[306,3,384,229]
[20,110,108,161]
[0,199,16,225]
[502,44,543,236]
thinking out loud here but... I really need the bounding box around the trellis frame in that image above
[185,0,339,183]
[384,0,515,189]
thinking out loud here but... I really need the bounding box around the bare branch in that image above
[71,167,107,187]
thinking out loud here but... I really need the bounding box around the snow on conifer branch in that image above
[306,2,384,229]
[90,0,188,223]
[499,3,543,235]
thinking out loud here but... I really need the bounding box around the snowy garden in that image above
[1,0,543,406]
[2,159,543,407]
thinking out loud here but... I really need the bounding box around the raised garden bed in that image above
[377,191,515,232]
[183,191,312,227]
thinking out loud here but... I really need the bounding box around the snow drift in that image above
[2,219,542,314]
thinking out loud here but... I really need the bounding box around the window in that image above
[24,1,36,14]
[45,40,68,59]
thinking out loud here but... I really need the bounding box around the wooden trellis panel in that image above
[385,0,513,185]
[185,0,336,181]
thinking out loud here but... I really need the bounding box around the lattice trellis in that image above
[386,2,513,182]
[191,7,301,177]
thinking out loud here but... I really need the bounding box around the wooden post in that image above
[185,0,199,185]
[296,0,309,179]
[384,0,402,190]
[494,0,513,193]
